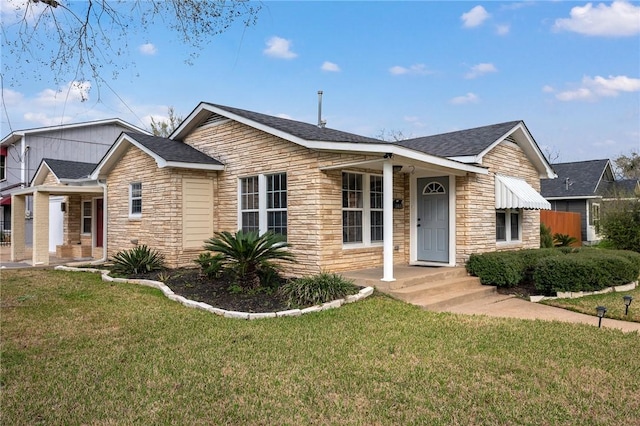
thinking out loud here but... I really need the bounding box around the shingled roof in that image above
[540,159,611,198]
[396,121,522,157]
[41,158,97,180]
[205,103,384,144]
[124,133,224,166]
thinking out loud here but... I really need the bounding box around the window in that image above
[267,173,287,236]
[0,154,5,181]
[240,173,287,237]
[82,201,92,234]
[496,209,521,242]
[130,182,142,217]
[240,176,259,233]
[342,172,383,245]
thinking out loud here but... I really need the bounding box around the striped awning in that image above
[495,174,551,210]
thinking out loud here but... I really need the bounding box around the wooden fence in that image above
[540,210,582,246]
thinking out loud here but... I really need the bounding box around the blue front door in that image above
[417,177,449,262]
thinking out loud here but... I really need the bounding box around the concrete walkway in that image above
[438,293,640,333]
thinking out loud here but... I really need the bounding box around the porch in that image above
[0,245,94,268]
[341,265,504,311]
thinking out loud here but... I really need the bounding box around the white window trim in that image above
[342,171,384,249]
[129,182,142,219]
[81,200,92,235]
[0,153,6,182]
[238,173,287,237]
[496,209,522,245]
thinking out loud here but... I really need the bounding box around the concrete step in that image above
[389,276,483,303]
[387,267,469,290]
[413,286,498,311]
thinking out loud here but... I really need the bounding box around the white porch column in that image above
[32,190,50,266]
[381,160,395,282]
[10,195,26,262]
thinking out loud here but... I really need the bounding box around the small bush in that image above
[111,245,165,275]
[279,272,359,308]
[540,224,553,248]
[599,200,640,252]
[517,248,564,283]
[466,251,524,287]
[534,251,637,295]
[194,252,225,278]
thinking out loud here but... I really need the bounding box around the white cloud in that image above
[321,61,340,72]
[0,0,41,25]
[35,81,92,106]
[542,85,555,93]
[553,0,640,37]
[1,88,24,106]
[23,112,72,127]
[593,139,617,147]
[263,36,297,59]
[496,24,510,35]
[556,75,640,101]
[450,93,480,105]
[139,43,157,56]
[465,63,498,79]
[404,116,425,128]
[389,64,433,76]
[461,5,490,28]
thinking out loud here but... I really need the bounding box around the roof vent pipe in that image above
[317,90,327,128]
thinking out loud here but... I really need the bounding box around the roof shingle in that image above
[42,158,97,180]
[125,133,223,166]
[540,159,610,198]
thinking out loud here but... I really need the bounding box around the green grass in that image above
[2,269,640,425]
[542,286,640,323]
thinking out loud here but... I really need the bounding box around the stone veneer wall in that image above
[105,145,218,268]
[455,141,541,265]
[184,120,409,276]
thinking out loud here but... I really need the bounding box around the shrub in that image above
[599,200,640,252]
[111,245,165,275]
[200,230,296,290]
[553,233,578,247]
[194,252,225,278]
[279,272,359,308]
[540,224,553,248]
[533,251,638,295]
[466,251,524,287]
[516,248,564,283]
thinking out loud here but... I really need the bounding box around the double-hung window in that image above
[240,173,287,237]
[130,182,142,218]
[342,172,383,245]
[496,209,520,242]
[82,201,92,234]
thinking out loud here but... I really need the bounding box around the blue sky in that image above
[1,1,639,163]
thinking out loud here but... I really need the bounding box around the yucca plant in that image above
[279,272,359,308]
[110,245,165,276]
[201,230,296,290]
[553,233,579,247]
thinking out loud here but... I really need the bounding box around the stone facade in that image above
[101,120,545,275]
[455,141,541,265]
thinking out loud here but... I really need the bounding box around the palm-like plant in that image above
[202,230,296,289]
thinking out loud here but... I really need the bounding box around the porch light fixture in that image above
[596,305,607,328]
[623,295,633,315]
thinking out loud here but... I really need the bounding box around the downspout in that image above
[91,179,108,264]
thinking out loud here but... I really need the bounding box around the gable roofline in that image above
[91,132,225,179]
[541,159,611,198]
[1,118,150,146]
[172,102,488,175]
[32,158,98,186]
[476,121,555,179]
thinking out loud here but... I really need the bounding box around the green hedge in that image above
[466,248,640,295]
[466,252,524,287]
[533,251,638,295]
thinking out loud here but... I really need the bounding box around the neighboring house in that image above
[0,119,149,246]
[11,102,555,280]
[541,159,640,244]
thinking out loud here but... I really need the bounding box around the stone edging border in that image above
[54,265,375,320]
[529,281,638,303]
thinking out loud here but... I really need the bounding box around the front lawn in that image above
[2,269,639,425]
[542,287,640,323]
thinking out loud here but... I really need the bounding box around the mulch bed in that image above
[496,281,541,298]
[129,268,290,313]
